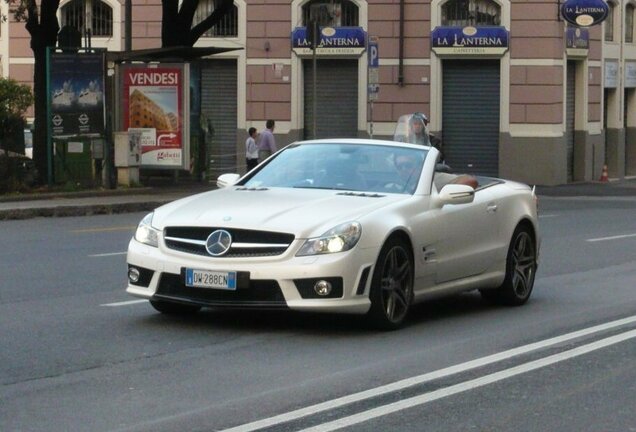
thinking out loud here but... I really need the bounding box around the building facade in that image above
[1,0,635,185]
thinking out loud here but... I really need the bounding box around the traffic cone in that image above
[600,164,609,182]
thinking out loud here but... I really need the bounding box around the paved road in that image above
[1,195,635,432]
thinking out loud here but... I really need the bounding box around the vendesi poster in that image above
[121,64,188,168]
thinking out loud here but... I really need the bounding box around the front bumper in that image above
[126,238,376,314]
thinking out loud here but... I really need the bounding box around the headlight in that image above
[296,222,362,256]
[134,212,160,247]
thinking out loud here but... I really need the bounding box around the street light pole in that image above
[125,0,132,51]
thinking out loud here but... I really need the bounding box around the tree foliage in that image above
[0,77,32,120]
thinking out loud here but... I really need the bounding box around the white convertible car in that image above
[127,139,539,329]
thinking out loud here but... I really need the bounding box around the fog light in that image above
[314,280,332,296]
[128,267,140,283]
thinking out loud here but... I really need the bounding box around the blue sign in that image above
[292,26,366,52]
[432,26,509,49]
[561,0,609,27]
[368,41,379,68]
[566,27,589,49]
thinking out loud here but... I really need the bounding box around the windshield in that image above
[242,142,428,194]
[394,114,431,146]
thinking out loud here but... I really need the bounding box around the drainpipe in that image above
[398,0,405,86]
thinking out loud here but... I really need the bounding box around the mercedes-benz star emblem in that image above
[205,230,232,256]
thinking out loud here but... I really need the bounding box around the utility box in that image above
[114,131,141,186]
[53,138,93,186]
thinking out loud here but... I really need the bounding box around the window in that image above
[61,0,113,37]
[627,4,635,43]
[302,0,359,27]
[605,2,615,41]
[193,0,238,37]
[442,0,501,26]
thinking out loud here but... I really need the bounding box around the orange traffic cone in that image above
[600,164,609,182]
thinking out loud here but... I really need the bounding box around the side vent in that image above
[356,266,372,295]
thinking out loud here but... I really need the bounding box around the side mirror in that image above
[437,184,475,206]
[216,173,240,188]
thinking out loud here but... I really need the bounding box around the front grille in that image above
[156,272,287,308]
[163,227,295,258]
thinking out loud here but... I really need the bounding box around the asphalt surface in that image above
[0,177,635,220]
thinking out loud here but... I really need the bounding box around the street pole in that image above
[125,0,132,51]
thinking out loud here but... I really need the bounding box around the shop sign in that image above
[561,0,609,27]
[292,26,366,56]
[49,52,105,136]
[625,62,636,88]
[431,26,509,56]
[121,64,187,169]
[565,27,589,57]
[604,60,619,88]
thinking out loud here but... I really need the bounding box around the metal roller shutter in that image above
[442,60,500,177]
[566,61,576,182]
[201,60,237,178]
[303,59,358,139]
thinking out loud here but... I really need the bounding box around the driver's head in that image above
[395,154,418,180]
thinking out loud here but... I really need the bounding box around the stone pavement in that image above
[0,178,634,221]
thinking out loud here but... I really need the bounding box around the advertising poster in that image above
[121,65,185,168]
[50,53,105,136]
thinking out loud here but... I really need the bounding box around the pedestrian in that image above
[245,127,259,171]
[257,119,277,163]
[422,115,445,162]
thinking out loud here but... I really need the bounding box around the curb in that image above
[0,201,168,221]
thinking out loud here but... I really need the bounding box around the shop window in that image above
[61,0,113,37]
[442,0,501,26]
[302,0,359,27]
[627,4,634,43]
[194,0,238,37]
[605,2,615,41]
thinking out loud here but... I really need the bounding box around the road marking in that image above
[101,300,147,307]
[538,213,559,218]
[586,233,636,242]
[72,226,136,233]
[88,252,127,257]
[301,329,636,432]
[222,315,636,432]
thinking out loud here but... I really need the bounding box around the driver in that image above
[387,152,422,193]
[407,113,431,146]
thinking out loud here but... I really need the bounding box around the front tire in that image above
[149,299,201,315]
[481,225,537,305]
[367,237,414,330]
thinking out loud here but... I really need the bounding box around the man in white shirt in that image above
[245,127,259,171]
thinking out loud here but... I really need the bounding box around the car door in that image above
[434,186,500,284]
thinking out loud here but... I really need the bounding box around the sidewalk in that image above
[0,178,635,221]
[0,183,213,220]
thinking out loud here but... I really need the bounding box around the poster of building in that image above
[49,52,105,136]
[121,64,188,168]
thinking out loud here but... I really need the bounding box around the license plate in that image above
[185,269,237,290]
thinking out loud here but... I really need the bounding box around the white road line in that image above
[586,233,636,242]
[89,252,127,257]
[221,315,636,432]
[302,329,636,432]
[101,300,147,307]
[538,214,559,218]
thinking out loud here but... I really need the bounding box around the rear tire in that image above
[367,237,414,330]
[480,225,536,306]
[149,299,201,315]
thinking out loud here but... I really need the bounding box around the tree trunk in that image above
[32,46,49,184]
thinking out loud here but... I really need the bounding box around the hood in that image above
[152,187,404,238]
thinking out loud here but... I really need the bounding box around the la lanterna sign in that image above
[291,26,366,56]
[431,26,509,56]
[561,0,609,27]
